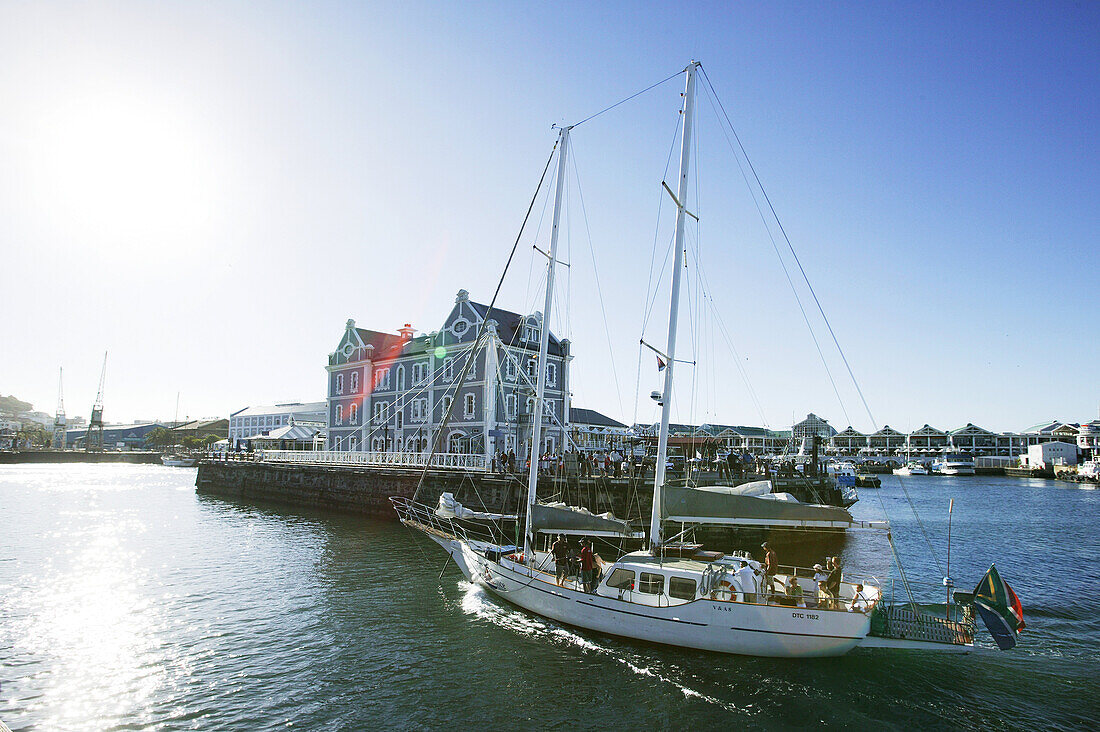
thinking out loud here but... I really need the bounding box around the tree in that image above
[201,434,221,447]
[145,427,173,448]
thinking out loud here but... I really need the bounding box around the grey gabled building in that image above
[326,289,571,462]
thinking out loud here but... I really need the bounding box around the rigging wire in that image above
[698,65,947,589]
[412,139,559,503]
[569,145,627,420]
[697,78,852,428]
[571,68,684,129]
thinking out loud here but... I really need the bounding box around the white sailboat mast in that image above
[650,61,698,550]
[523,125,571,561]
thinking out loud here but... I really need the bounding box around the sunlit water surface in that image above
[1,464,1097,730]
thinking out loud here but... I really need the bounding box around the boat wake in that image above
[454,581,751,716]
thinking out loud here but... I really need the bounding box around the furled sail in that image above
[436,492,517,521]
[529,502,644,538]
[661,485,862,528]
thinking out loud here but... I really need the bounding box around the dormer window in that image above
[525,324,539,341]
[452,320,469,336]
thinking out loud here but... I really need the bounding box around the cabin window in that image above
[669,577,697,600]
[605,568,635,590]
[638,572,664,595]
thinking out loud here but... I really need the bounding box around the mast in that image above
[522,125,570,562]
[649,61,698,550]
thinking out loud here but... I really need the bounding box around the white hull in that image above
[161,456,196,467]
[934,466,975,476]
[429,534,870,659]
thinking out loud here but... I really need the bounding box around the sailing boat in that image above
[393,62,1020,658]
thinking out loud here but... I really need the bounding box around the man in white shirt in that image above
[849,583,871,613]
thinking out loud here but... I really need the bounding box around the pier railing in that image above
[257,449,488,471]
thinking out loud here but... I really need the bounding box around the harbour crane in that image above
[86,352,107,452]
[51,367,67,449]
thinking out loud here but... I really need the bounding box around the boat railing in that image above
[259,449,488,471]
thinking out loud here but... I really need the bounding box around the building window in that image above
[349,435,359,451]
[335,405,343,425]
[373,402,385,422]
[545,399,555,419]
[505,394,517,420]
[525,397,536,416]
[351,371,359,393]
[448,432,464,453]
[396,410,403,429]
[336,373,344,395]
[413,362,427,384]
[546,362,556,387]
[350,403,358,423]
[443,358,454,380]
[396,365,405,391]
[525,323,539,341]
[526,358,537,379]
[464,393,476,419]
[505,356,517,381]
[442,395,453,416]
[545,435,555,454]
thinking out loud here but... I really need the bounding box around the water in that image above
[1,464,1097,730]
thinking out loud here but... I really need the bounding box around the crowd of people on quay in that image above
[489,448,637,477]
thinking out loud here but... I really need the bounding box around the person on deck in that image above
[761,542,778,594]
[849,583,871,613]
[551,534,570,586]
[826,556,843,597]
[817,581,836,610]
[785,575,805,607]
[579,538,600,592]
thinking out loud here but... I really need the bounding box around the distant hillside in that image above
[0,394,34,414]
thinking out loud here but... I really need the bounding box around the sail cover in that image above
[436,492,517,521]
[530,502,643,538]
[661,485,857,528]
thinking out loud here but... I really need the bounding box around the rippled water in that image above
[1,464,1097,730]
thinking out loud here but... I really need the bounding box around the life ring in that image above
[711,579,736,601]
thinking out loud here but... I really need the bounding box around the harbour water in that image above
[1,464,1097,730]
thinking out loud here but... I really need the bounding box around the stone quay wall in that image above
[194,461,655,520]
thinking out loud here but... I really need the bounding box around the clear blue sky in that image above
[1,1,1096,433]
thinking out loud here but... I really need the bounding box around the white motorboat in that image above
[894,461,929,476]
[161,454,196,467]
[394,62,1020,658]
[932,453,976,476]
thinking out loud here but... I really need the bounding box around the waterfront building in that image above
[325,289,570,463]
[170,419,229,441]
[229,403,326,445]
[64,422,167,449]
[867,425,906,453]
[569,408,630,454]
[248,419,327,451]
[1022,441,1079,469]
[1076,420,1100,457]
[830,427,867,455]
[947,423,998,455]
[792,413,837,442]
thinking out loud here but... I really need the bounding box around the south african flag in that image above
[973,563,1025,650]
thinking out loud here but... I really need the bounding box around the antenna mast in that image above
[52,367,67,449]
[86,351,107,452]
